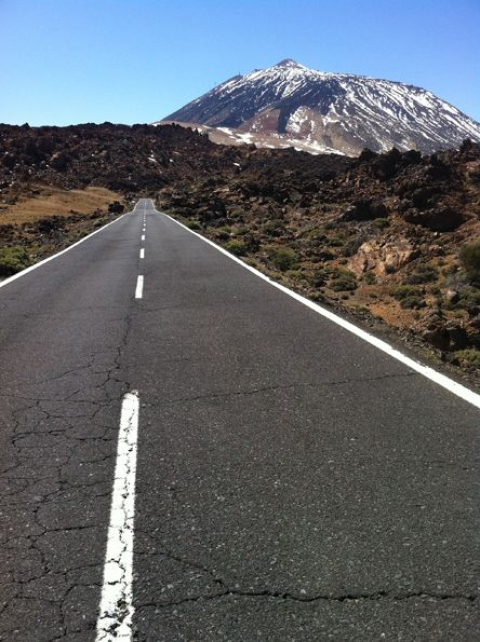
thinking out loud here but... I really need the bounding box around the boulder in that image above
[340,198,388,222]
[348,237,415,275]
[50,151,71,172]
[108,201,124,214]
[401,206,466,232]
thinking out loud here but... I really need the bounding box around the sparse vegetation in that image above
[371,217,389,229]
[389,284,423,300]
[400,295,425,309]
[405,263,438,284]
[185,218,202,230]
[0,246,31,276]
[453,349,480,368]
[388,284,425,309]
[264,246,299,271]
[225,239,248,256]
[329,268,358,291]
[363,271,377,285]
[460,241,480,283]
[453,287,480,310]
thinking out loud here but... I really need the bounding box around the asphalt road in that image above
[1,199,479,642]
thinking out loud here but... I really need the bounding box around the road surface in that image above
[0,199,479,641]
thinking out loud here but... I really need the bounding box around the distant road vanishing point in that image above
[0,199,479,641]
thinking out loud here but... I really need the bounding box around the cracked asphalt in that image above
[1,199,480,641]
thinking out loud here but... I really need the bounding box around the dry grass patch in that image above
[0,186,123,226]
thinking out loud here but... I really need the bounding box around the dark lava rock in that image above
[108,201,124,214]
[402,206,466,232]
[50,151,71,172]
[341,198,388,221]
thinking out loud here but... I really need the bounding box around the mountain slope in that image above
[160,59,480,156]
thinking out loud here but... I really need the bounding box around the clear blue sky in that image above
[1,0,479,126]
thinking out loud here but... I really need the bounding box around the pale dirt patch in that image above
[0,186,123,226]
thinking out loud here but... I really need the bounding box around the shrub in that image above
[460,242,480,283]
[371,218,389,229]
[453,349,480,369]
[302,227,326,241]
[285,269,304,279]
[185,218,201,230]
[389,284,422,300]
[264,246,298,271]
[327,236,345,247]
[225,239,248,256]
[263,220,284,236]
[0,246,31,276]
[363,271,377,285]
[330,276,358,291]
[405,264,438,284]
[344,236,366,257]
[307,269,328,287]
[400,296,425,309]
[329,269,358,291]
[454,287,480,310]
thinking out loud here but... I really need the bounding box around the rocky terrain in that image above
[160,59,480,156]
[2,122,480,376]
[157,139,480,376]
[0,122,238,274]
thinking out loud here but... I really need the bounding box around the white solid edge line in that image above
[95,391,139,642]
[159,210,480,410]
[135,275,144,299]
[139,248,145,259]
[0,212,130,290]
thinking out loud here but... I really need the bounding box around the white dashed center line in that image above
[141,234,145,241]
[95,391,140,642]
[135,275,144,299]
[139,248,145,259]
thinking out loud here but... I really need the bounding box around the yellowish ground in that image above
[0,186,123,226]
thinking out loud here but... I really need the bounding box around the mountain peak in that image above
[274,59,304,69]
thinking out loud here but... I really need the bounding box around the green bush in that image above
[400,296,425,309]
[344,237,366,257]
[327,236,345,247]
[310,291,326,303]
[306,269,328,287]
[454,287,480,310]
[264,246,298,271]
[389,284,422,300]
[329,269,358,291]
[262,220,284,236]
[371,218,389,229]
[363,271,377,285]
[405,264,438,284]
[330,276,358,291]
[453,349,480,369]
[0,246,31,276]
[185,218,202,230]
[225,239,248,257]
[285,269,304,279]
[302,227,326,241]
[460,242,480,283]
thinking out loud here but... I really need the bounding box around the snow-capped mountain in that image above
[159,59,480,156]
